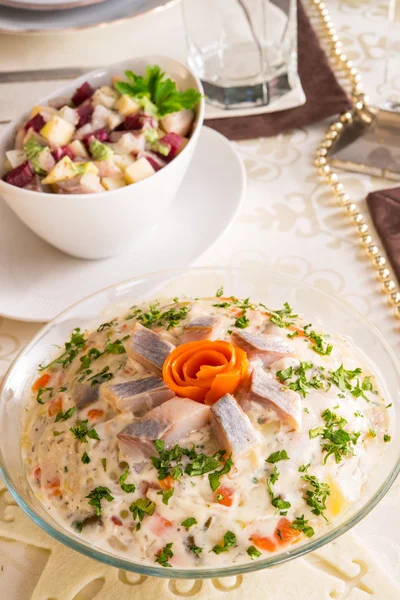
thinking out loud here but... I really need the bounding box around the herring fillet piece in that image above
[100,376,174,414]
[210,393,259,459]
[183,315,224,343]
[127,323,175,374]
[248,364,302,430]
[72,383,100,410]
[117,397,210,460]
[231,331,294,366]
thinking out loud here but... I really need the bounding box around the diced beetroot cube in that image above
[4,161,34,188]
[160,132,185,160]
[52,145,74,162]
[139,151,166,172]
[71,81,94,107]
[24,113,45,132]
[83,128,109,146]
[122,113,157,131]
[76,103,94,127]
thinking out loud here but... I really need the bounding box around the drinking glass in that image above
[182,0,298,109]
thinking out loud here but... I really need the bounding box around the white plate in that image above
[0,126,245,323]
[0,0,173,33]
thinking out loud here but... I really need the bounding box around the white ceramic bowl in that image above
[0,56,205,259]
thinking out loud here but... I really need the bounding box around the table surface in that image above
[0,0,399,596]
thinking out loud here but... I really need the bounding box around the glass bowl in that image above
[0,267,399,579]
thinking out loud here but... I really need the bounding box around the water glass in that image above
[182,0,298,110]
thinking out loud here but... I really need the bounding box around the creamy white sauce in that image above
[22,296,391,569]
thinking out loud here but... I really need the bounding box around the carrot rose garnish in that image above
[162,340,249,405]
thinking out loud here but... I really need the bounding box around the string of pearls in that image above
[310,0,400,320]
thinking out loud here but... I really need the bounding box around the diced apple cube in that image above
[68,139,90,159]
[106,111,123,130]
[94,160,121,178]
[114,132,145,156]
[161,109,195,137]
[42,156,79,184]
[93,85,119,109]
[5,149,27,169]
[36,147,56,173]
[75,123,94,140]
[23,128,48,147]
[124,157,155,184]
[40,116,75,147]
[102,175,126,190]
[30,105,58,123]
[115,94,140,117]
[59,106,79,127]
[112,153,135,171]
[81,173,105,193]
[91,105,115,130]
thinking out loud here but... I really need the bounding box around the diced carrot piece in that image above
[274,518,301,545]
[33,467,41,481]
[250,534,277,552]
[51,488,62,498]
[215,485,234,507]
[48,397,62,417]
[46,477,60,489]
[111,516,123,526]
[159,475,174,490]
[87,409,104,420]
[150,514,173,536]
[32,373,51,392]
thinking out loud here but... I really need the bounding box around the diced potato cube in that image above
[5,149,27,169]
[59,106,79,127]
[102,175,126,191]
[40,116,75,146]
[112,153,135,171]
[115,94,140,117]
[93,85,119,109]
[106,111,123,130]
[124,157,155,184]
[42,156,79,184]
[68,139,90,159]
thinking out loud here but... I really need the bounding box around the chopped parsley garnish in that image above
[119,467,136,494]
[87,366,114,386]
[328,365,362,393]
[115,65,201,118]
[86,486,114,516]
[129,498,156,522]
[212,531,237,554]
[36,386,53,404]
[216,286,224,297]
[185,453,222,477]
[81,451,91,464]
[309,409,360,464]
[79,348,102,370]
[384,434,391,442]
[287,331,299,339]
[70,420,100,443]
[266,450,289,464]
[386,403,392,409]
[266,465,291,513]
[303,325,333,356]
[272,497,291,511]
[151,440,195,480]
[299,463,310,473]
[97,320,116,332]
[234,314,250,329]
[101,458,107,471]
[291,515,315,538]
[247,545,262,560]
[53,431,62,436]
[190,544,203,555]
[104,336,129,355]
[262,302,298,328]
[276,362,323,398]
[158,488,174,505]
[369,428,376,438]
[39,328,86,370]
[132,302,189,330]
[302,474,331,520]
[155,542,174,567]
[208,455,233,492]
[54,406,76,422]
[181,517,197,530]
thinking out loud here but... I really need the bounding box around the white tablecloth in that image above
[0,0,399,595]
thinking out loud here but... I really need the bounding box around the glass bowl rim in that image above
[1,265,399,579]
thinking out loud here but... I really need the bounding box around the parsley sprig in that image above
[86,486,114,516]
[39,328,86,371]
[127,302,189,330]
[119,467,136,494]
[212,531,237,554]
[309,409,360,464]
[266,465,291,513]
[70,420,100,443]
[276,362,323,398]
[129,498,156,522]
[155,542,174,567]
[302,474,331,520]
[54,406,76,422]
[291,515,315,538]
[36,386,53,404]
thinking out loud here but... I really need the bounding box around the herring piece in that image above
[210,393,259,459]
[248,365,302,430]
[101,376,174,414]
[72,383,100,410]
[231,331,294,366]
[117,397,210,460]
[127,323,175,375]
[183,315,224,343]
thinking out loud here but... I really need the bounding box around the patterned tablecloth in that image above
[0,1,399,597]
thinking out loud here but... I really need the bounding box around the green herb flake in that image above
[302,474,331,520]
[298,463,310,473]
[158,487,174,505]
[101,458,107,472]
[291,515,315,538]
[247,545,262,560]
[36,386,53,404]
[212,531,237,554]
[208,455,233,492]
[129,498,156,522]
[86,486,114,516]
[266,450,290,464]
[181,517,197,531]
[81,451,91,464]
[97,320,116,332]
[119,467,136,494]
[215,286,224,297]
[39,328,86,371]
[54,406,76,423]
[384,434,391,443]
[310,409,360,464]
[155,542,174,567]
[70,420,100,443]
[190,544,202,555]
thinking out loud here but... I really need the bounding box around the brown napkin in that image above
[205,1,352,140]
[367,187,400,285]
